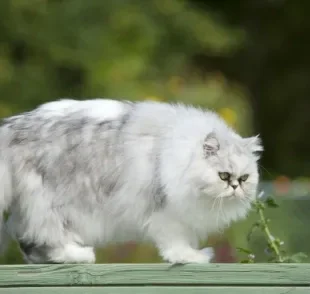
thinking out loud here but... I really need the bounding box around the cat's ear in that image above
[243,135,263,159]
[203,132,220,157]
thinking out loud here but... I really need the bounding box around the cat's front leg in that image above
[147,213,214,264]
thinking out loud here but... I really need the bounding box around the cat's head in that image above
[198,132,263,202]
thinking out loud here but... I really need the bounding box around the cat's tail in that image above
[0,156,12,254]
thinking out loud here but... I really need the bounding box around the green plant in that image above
[237,191,307,263]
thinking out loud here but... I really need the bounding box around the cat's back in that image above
[37,98,132,120]
[3,98,131,127]
[1,99,132,144]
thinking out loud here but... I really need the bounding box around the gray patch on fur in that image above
[19,240,36,255]
[18,240,58,264]
[153,183,167,210]
[152,151,167,210]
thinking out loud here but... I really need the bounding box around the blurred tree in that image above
[0,0,243,111]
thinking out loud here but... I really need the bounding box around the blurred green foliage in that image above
[0,0,244,110]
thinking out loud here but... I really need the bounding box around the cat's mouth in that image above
[224,193,237,199]
[201,186,245,200]
[221,190,245,200]
[213,191,237,199]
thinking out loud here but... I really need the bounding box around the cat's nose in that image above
[231,184,238,190]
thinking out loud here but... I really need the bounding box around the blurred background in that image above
[0,0,310,264]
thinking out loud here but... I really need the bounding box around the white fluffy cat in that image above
[0,99,263,264]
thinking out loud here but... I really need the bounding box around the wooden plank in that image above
[0,264,310,287]
[1,287,309,294]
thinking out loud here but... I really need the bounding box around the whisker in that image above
[258,164,273,179]
[216,195,225,228]
[210,197,218,213]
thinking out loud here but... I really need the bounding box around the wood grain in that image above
[1,287,309,294]
[0,264,309,287]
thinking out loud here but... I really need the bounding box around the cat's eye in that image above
[239,174,249,182]
[218,172,230,181]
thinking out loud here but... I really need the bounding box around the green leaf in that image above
[236,247,252,254]
[265,197,279,208]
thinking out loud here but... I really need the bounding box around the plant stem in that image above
[257,202,284,262]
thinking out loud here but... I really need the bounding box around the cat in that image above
[0,98,263,264]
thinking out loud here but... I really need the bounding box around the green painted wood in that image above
[0,264,309,287]
[1,287,309,294]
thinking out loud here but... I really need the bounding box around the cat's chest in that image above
[180,199,241,236]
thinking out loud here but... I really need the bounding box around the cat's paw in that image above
[160,246,213,264]
[200,247,215,261]
[48,244,96,264]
